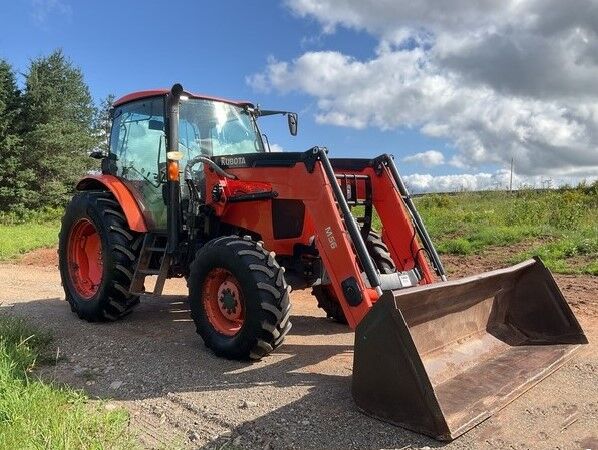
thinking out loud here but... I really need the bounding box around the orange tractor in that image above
[59,84,587,440]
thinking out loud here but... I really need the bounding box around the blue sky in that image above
[0,1,453,173]
[2,0,596,191]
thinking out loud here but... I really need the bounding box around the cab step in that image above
[130,234,171,296]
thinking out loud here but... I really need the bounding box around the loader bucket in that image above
[352,258,587,441]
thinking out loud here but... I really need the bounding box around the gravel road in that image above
[1,249,596,449]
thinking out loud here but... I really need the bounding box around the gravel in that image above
[1,258,596,450]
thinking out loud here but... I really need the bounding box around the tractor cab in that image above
[106,87,296,229]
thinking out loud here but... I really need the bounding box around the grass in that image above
[0,224,60,260]
[0,208,61,261]
[511,230,598,275]
[368,182,597,275]
[415,186,597,275]
[0,316,136,450]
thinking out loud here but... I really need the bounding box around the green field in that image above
[0,316,135,450]
[0,209,62,261]
[0,185,596,275]
[410,185,598,275]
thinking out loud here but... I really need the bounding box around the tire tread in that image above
[189,235,291,360]
[59,190,141,322]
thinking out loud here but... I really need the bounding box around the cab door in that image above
[109,96,167,230]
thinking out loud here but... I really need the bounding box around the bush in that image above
[0,207,63,226]
[416,193,456,209]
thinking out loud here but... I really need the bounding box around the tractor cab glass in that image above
[179,99,265,157]
[110,97,168,229]
[178,98,265,199]
[109,96,265,229]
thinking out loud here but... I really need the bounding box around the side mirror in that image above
[287,112,298,136]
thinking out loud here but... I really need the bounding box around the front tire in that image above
[188,236,292,360]
[58,191,141,322]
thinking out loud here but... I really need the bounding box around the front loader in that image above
[59,84,587,440]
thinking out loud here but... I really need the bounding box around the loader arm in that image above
[204,147,437,328]
[331,154,446,281]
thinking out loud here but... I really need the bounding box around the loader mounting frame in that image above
[203,147,442,328]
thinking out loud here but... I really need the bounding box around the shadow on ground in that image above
[4,294,443,449]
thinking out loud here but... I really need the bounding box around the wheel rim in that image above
[202,268,245,336]
[67,218,103,299]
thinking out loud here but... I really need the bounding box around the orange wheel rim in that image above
[202,268,244,336]
[67,218,103,299]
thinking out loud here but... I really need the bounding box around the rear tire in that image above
[313,231,396,324]
[313,285,346,323]
[365,230,396,274]
[188,235,292,360]
[58,191,141,322]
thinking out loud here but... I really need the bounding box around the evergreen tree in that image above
[21,49,97,208]
[0,60,20,125]
[0,59,36,211]
[22,49,94,130]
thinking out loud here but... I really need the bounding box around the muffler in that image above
[352,257,587,440]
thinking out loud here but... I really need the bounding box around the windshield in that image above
[179,98,264,157]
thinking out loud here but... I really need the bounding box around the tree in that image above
[0,59,20,129]
[21,50,97,208]
[0,59,37,211]
[22,50,94,130]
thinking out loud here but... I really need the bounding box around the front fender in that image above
[76,174,148,232]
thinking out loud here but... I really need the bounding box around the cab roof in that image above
[113,89,254,108]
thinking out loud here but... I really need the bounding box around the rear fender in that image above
[76,175,148,232]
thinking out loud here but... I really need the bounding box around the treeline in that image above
[0,50,108,214]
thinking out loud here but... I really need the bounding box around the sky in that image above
[1,0,597,192]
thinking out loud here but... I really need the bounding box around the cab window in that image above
[110,97,166,185]
[109,97,167,229]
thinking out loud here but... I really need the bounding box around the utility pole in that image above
[509,157,514,192]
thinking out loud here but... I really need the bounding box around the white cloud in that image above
[403,150,445,166]
[269,143,285,152]
[405,172,506,193]
[404,170,597,193]
[30,0,72,24]
[249,1,598,178]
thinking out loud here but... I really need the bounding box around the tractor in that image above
[58,84,587,440]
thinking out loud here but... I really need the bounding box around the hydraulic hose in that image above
[184,155,238,181]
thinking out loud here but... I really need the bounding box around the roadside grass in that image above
[369,183,597,275]
[0,316,136,450]
[0,208,61,261]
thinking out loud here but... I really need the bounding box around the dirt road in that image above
[1,249,596,449]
